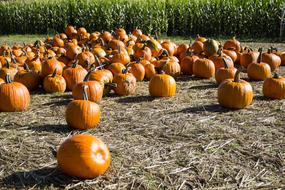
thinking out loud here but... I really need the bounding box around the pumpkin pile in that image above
[1,26,285,178]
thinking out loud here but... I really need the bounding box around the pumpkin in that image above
[41,57,63,78]
[130,62,145,81]
[144,63,156,80]
[53,35,65,47]
[111,47,130,65]
[57,134,111,178]
[196,34,207,43]
[218,70,253,109]
[27,52,42,74]
[107,62,126,75]
[14,63,41,91]
[191,40,204,55]
[65,25,77,39]
[100,31,113,43]
[43,69,66,93]
[203,39,219,57]
[88,67,114,96]
[193,58,215,79]
[223,49,237,62]
[271,47,285,66]
[66,85,101,129]
[62,61,88,91]
[132,28,143,37]
[209,48,234,71]
[223,37,241,52]
[247,48,271,81]
[176,43,189,58]
[180,52,199,75]
[240,47,259,68]
[0,59,18,80]
[161,59,181,77]
[113,68,137,96]
[66,43,82,60]
[145,39,162,57]
[108,39,125,50]
[215,58,237,84]
[161,41,176,56]
[263,73,285,99]
[72,71,104,103]
[0,73,30,112]
[78,48,95,68]
[149,73,176,97]
[262,48,281,71]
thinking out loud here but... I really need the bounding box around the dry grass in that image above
[0,39,285,190]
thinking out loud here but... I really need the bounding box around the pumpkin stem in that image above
[273,72,279,79]
[72,60,79,68]
[267,48,271,54]
[222,57,229,69]
[104,82,117,88]
[84,70,92,82]
[5,74,12,84]
[257,48,262,63]
[24,63,30,71]
[217,46,223,57]
[52,68,58,77]
[233,69,241,83]
[82,85,89,101]
[122,66,130,74]
[95,55,101,67]
[99,38,106,47]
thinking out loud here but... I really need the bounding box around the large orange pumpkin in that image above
[149,73,176,97]
[0,74,30,112]
[57,134,111,178]
[66,85,101,129]
[218,70,253,109]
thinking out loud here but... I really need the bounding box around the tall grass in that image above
[0,0,283,38]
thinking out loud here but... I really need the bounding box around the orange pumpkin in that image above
[215,58,237,84]
[193,58,215,79]
[43,69,66,93]
[113,69,137,96]
[57,134,111,178]
[218,70,253,109]
[14,63,41,91]
[0,74,30,112]
[149,73,176,97]
[247,48,271,81]
[263,73,285,99]
[62,61,88,91]
[66,85,101,129]
[72,71,104,103]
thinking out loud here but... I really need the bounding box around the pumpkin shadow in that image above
[50,93,73,100]
[26,124,74,134]
[254,95,269,101]
[189,84,217,90]
[175,75,192,82]
[176,104,229,114]
[43,99,71,107]
[117,95,155,104]
[2,167,77,188]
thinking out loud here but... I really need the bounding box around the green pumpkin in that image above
[204,39,219,57]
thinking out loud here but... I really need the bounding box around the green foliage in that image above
[0,0,283,38]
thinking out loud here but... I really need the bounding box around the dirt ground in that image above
[0,40,285,190]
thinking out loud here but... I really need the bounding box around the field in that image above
[0,35,284,189]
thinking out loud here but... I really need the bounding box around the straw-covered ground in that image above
[0,38,285,190]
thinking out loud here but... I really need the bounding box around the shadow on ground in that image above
[26,124,74,134]
[175,104,230,114]
[2,167,76,189]
[117,95,155,104]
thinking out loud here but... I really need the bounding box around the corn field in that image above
[0,0,283,37]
